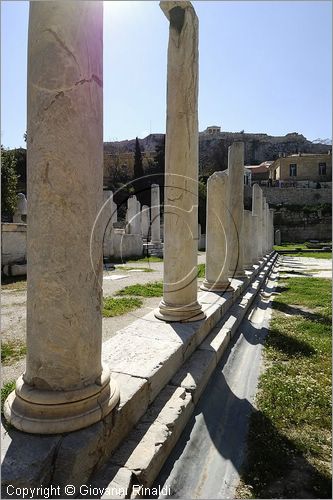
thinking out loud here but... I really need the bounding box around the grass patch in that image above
[274,243,308,251]
[117,266,154,273]
[239,276,332,498]
[1,276,27,291]
[103,296,143,317]
[274,242,331,252]
[1,340,27,365]
[127,256,163,263]
[1,380,15,415]
[197,263,206,278]
[116,281,163,298]
[283,252,331,259]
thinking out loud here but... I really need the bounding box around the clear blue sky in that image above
[1,0,332,149]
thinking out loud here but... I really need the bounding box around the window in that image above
[289,163,297,177]
[319,162,327,176]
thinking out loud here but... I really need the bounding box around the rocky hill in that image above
[104,131,331,176]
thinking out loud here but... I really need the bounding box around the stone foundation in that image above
[1,253,276,497]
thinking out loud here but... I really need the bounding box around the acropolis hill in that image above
[104,129,331,176]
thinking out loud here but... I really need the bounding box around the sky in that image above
[1,0,332,149]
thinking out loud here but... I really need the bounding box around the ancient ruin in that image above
[2,1,277,495]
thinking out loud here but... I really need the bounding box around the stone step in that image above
[88,255,277,498]
[1,254,276,498]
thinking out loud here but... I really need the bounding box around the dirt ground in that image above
[1,253,207,385]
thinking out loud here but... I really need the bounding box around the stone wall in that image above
[273,209,331,243]
[278,219,332,243]
[1,223,27,266]
[244,185,332,207]
[104,229,143,260]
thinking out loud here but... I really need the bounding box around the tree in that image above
[133,137,144,180]
[1,147,19,219]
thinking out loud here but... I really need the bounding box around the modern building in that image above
[268,152,332,183]
[245,161,272,183]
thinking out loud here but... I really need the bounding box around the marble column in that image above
[103,190,117,257]
[269,208,275,251]
[127,195,140,234]
[136,199,141,235]
[275,229,281,246]
[156,1,204,322]
[4,1,119,434]
[198,223,201,250]
[201,171,233,291]
[261,197,268,255]
[228,142,246,277]
[243,210,254,269]
[251,214,259,264]
[252,183,263,260]
[13,193,28,223]
[141,205,150,240]
[150,184,161,244]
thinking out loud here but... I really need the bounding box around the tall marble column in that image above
[150,184,161,244]
[251,214,259,264]
[4,1,119,434]
[201,171,233,291]
[228,142,246,277]
[141,205,150,240]
[103,190,117,256]
[127,195,140,234]
[261,197,268,255]
[269,208,275,251]
[275,229,281,246]
[252,183,263,260]
[243,210,254,269]
[156,1,204,322]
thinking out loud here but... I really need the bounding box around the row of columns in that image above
[202,144,274,293]
[103,183,161,244]
[4,0,274,435]
[125,184,161,243]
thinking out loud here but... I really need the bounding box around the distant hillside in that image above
[104,131,331,177]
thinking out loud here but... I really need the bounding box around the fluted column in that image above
[201,171,233,291]
[150,184,161,244]
[156,1,204,322]
[228,142,246,277]
[4,1,119,434]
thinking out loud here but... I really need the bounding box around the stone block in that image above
[110,386,193,487]
[103,331,183,403]
[199,323,232,361]
[1,422,60,497]
[99,373,149,460]
[170,350,217,404]
[2,263,27,277]
[52,422,105,494]
[1,223,27,266]
[90,466,133,499]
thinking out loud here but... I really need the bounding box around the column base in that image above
[231,271,247,278]
[155,300,205,323]
[200,279,234,293]
[3,365,119,435]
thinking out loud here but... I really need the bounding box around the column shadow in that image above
[152,312,331,499]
